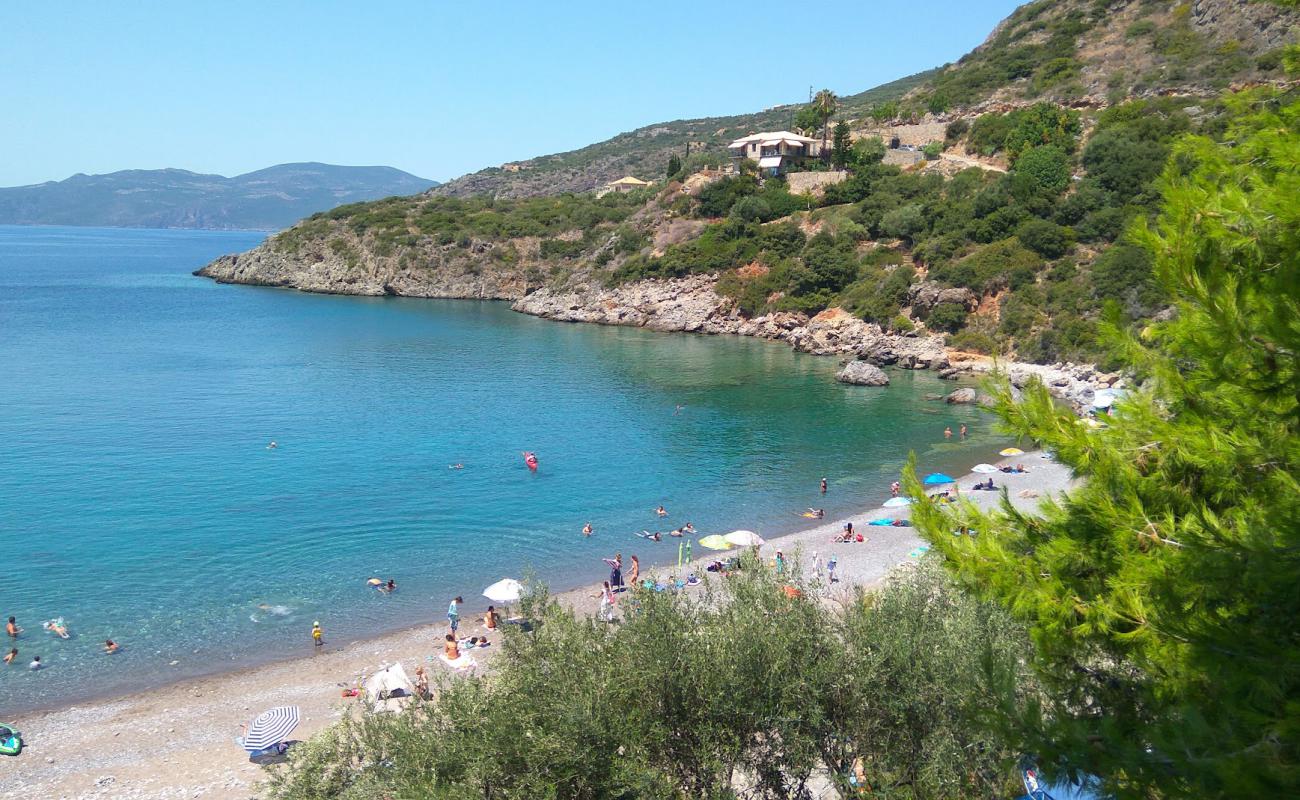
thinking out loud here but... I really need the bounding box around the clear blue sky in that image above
[0,1,1023,186]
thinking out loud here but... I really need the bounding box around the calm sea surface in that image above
[0,225,997,713]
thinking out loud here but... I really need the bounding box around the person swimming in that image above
[104,639,119,654]
[655,505,668,517]
[638,530,662,542]
[582,522,593,537]
[42,619,68,639]
[267,441,277,450]
[377,579,396,593]
[3,648,15,665]
[448,463,464,470]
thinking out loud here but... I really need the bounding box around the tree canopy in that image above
[906,88,1300,798]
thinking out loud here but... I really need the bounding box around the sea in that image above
[0,225,998,713]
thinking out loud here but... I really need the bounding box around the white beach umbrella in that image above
[483,578,524,605]
[242,706,300,752]
[971,463,1000,474]
[723,530,765,547]
[883,497,913,508]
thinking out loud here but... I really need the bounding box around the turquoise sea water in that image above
[0,225,996,713]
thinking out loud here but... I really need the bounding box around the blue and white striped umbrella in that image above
[243,706,300,752]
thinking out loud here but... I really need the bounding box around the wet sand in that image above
[2,453,1073,800]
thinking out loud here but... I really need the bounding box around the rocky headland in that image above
[197,242,1118,414]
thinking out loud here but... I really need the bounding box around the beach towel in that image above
[907,545,931,558]
[868,518,894,526]
[440,652,477,670]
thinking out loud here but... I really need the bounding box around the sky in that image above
[0,1,1024,187]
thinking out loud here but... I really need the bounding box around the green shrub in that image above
[948,329,997,354]
[926,301,969,333]
[1016,218,1074,258]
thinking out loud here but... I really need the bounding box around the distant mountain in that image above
[0,163,439,231]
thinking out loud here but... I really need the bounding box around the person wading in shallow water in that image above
[820,477,828,494]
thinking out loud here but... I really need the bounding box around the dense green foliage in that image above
[621,95,1223,362]
[273,190,648,261]
[907,88,1300,798]
[266,561,1034,800]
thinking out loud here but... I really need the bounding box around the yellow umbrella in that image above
[999,447,1024,457]
[697,535,733,551]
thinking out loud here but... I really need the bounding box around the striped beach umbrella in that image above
[243,706,300,752]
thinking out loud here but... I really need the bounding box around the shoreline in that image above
[3,452,1075,800]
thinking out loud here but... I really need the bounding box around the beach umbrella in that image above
[483,578,524,605]
[882,497,912,508]
[923,473,955,485]
[697,534,733,551]
[723,530,765,547]
[971,463,1000,474]
[999,447,1025,457]
[242,706,300,752]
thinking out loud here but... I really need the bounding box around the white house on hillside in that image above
[727,131,824,175]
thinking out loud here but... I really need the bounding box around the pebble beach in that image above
[2,453,1075,799]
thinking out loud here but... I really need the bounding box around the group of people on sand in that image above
[440,596,499,661]
[4,614,120,672]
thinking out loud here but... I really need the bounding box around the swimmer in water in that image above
[43,619,68,639]
[104,639,119,654]
[655,505,668,517]
[639,530,662,542]
[3,648,15,665]
[674,404,684,415]
[378,579,396,594]
[267,441,277,450]
[582,522,593,537]
[449,463,464,469]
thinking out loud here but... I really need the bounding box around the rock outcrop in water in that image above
[836,361,890,386]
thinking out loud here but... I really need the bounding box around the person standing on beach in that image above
[827,555,838,583]
[484,606,499,631]
[627,555,640,588]
[595,581,616,622]
[610,554,623,590]
[448,596,462,637]
[812,552,823,579]
[311,621,323,648]
[820,477,828,494]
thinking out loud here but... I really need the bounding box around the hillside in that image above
[430,71,935,199]
[0,163,438,231]
[197,0,1299,376]
[900,0,1298,113]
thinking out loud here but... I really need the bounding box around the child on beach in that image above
[827,555,839,583]
[311,621,323,648]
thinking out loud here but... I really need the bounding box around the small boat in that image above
[0,724,22,757]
